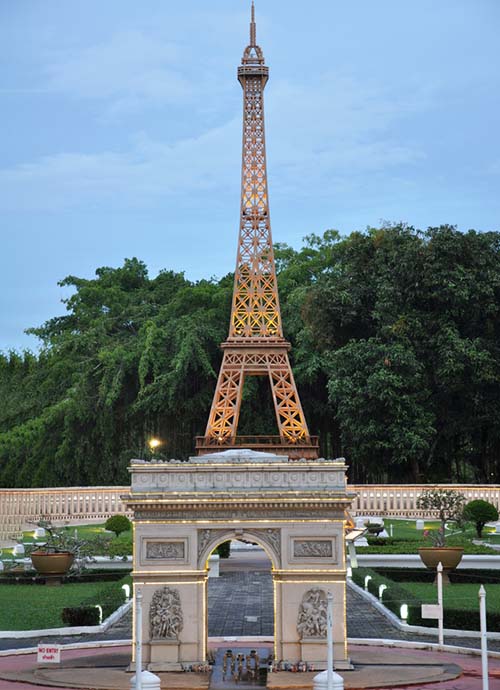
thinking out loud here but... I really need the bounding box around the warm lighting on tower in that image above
[148,438,161,450]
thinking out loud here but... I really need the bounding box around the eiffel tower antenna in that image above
[250,2,256,46]
[196,5,318,459]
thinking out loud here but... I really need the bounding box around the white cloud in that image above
[45,31,192,112]
[0,120,240,212]
[0,71,432,212]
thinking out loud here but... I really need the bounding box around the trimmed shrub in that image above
[80,575,130,619]
[108,537,133,558]
[366,537,399,546]
[61,606,100,627]
[464,500,499,538]
[352,567,426,626]
[105,515,132,537]
[375,568,500,585]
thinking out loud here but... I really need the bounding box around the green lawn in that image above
[402,581,500,610]
[357,518,497,554]
[382,518,440,540]
[383,518,483,541]
[0,579,125,630]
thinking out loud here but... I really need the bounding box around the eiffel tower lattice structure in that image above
[196,4,319,459]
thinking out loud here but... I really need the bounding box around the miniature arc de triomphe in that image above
[124,449,354,671]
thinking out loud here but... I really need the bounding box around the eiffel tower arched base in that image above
[197,342,319,459]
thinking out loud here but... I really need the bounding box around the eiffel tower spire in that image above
[196,5,318,459]
[250,1,256,46]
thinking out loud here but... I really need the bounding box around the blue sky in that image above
[1,0,499,351]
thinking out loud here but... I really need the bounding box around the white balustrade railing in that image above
[0,484,499,534]
[0,486,130,538]
[349,484,500,517]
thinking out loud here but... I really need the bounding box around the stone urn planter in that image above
[418,547,464,584]
[30,551,74,576]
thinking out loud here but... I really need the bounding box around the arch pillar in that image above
[124,449,353,671]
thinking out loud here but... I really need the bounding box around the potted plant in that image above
[416,489,466,583]
[25,520,110,576]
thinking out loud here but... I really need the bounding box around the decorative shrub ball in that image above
[105,515,132,537]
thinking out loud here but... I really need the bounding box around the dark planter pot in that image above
[418,547,464,584]
[30,551,74,576]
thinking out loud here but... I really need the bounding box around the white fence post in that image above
[479,585,489,690]
[135,588,143,690]
[437,562,444,647]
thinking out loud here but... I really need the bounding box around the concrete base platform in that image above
[0,645,466,690]
[268,649,461,689]
[0,653,210,690]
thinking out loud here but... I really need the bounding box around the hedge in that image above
[60,574,131,625]
[61,606,100,627]
[357,539,496,555]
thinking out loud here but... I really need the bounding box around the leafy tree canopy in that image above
[1,224,500,486]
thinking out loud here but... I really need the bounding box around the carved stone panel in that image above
[290,536,337,564]
[297,588,327,639]
[141,538,188,566]
[150,586,183,640]
[146,541,185,559]
[293,540,332,558]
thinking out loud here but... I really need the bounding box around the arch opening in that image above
[202,532,276,644]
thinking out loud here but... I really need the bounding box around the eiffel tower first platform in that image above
[196,4,319,460]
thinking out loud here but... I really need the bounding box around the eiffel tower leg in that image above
[268,353,310,443]
[204,352,245,443]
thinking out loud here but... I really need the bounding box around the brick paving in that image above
[208,571,273,637]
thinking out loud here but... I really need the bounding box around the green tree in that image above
[463,500,499,538]
[105,515,132,537]
[1,224,500,487]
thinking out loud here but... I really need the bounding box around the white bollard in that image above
[134,588,143,690]
[130,670,161,690]
[130,589,161,690]
[313,670,344,690]
[13,544,25,556]
[34,527,46,539]
[416,519,425,530]
[479,585,489,690]
[437,562,444,647]
[95,605,103,625]
[327,592,333,690]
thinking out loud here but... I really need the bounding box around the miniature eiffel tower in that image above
[196,4,318,459]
